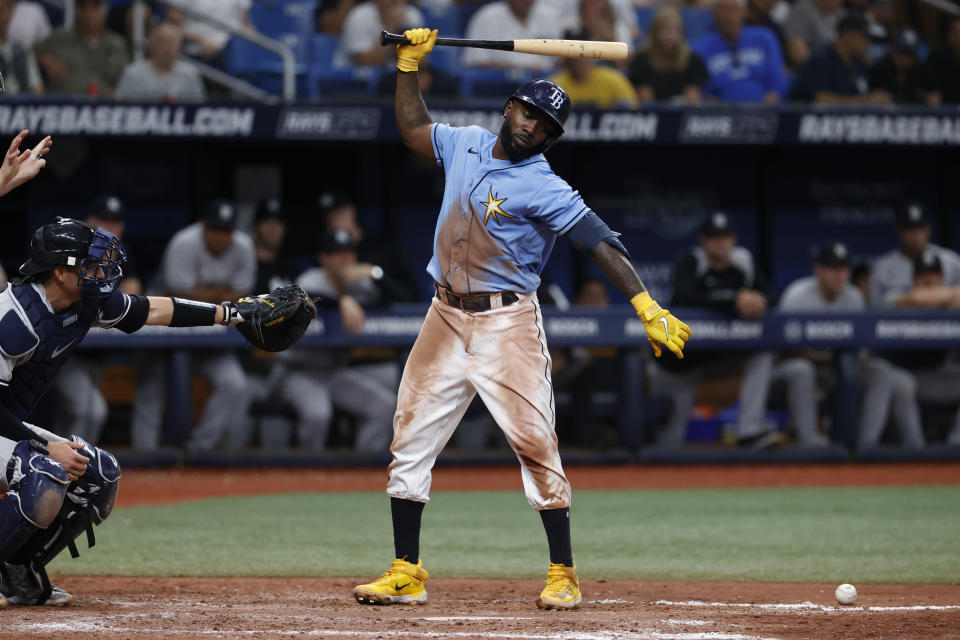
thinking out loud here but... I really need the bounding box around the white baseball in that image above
[835,583,858,605]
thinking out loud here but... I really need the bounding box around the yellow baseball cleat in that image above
[353,558,429,605]
[0,593,7,608]
[536,563,581,610]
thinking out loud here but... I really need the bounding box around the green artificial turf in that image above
[49,486,960,583]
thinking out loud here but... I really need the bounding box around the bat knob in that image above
[379,30,388,46]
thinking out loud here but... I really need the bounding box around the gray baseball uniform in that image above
[869,244,960,308]
[781,275,924,448]
[131,223,256,451]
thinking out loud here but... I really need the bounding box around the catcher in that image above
[0,217,314,606]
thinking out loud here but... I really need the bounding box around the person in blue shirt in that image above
[352,28,691,611]
[790,11,890,104]
[692,0,787,103]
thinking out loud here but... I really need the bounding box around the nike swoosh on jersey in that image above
[51,339,77,359]
[467,147,478,154]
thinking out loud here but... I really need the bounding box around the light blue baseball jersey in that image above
[428,123,590,294]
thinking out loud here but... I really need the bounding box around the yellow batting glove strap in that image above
[630,292,663,322]
[397,28,437,72]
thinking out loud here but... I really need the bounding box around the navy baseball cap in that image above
[320,228,356,252]
[91,195,124,221]
[892,29,920,56]
[318,191,353,215]
[255,197,283,223]
[700,212,735,236]
[202,199,238,230]
[896,202,931,228]
[913,251,943,276]
[814,241,851,267]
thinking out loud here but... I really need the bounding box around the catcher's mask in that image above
[20,217,126,303]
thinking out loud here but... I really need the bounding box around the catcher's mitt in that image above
[228,285,317,352]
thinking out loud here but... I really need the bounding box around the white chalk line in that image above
[662,620,711,627]
[656,600,960,613]
[8,622,780,640]
[421,616,535,621]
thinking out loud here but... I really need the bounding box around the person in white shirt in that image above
[166,0,252,64]
[116,22,205,101]
[334,0,423,68]
[8,0,50,50]
[463,0,562,70]
[0,0,43,94]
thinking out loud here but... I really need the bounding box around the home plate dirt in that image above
[3,577,959,640]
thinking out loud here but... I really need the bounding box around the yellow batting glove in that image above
[631,292,692,359]
[397,28,437,73]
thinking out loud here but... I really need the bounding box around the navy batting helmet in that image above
[507,79,571,149]
[20,217,126,301]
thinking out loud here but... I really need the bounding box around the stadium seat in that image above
[311,33,339,68]
[312,68,380,99]
[682,8,714,42]
[227,34,310,96]
[634,7,656,37]
[249,0,317,40]
[421,5,463,39]
[460,68,533,98]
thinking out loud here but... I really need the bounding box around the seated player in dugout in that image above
[0,183,313,604]
[352,29,691,611]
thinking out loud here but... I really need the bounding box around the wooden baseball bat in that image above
[379,31,628,62]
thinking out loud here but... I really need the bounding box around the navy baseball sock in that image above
[391,498,425,564]
[539,508,573,567]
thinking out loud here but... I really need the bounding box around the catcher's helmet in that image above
[506,79,571,149]
[20,217,126,302]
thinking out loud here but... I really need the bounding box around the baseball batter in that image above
[353,28,691,610]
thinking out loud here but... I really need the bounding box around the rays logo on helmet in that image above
[548,88,564,110]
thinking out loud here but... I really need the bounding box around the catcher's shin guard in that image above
[4,438,120,604]
[0,441,70,562]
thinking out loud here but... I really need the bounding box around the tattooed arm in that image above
[396,70,435,161]
[591,242,646,299]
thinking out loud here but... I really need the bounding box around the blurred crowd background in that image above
[1,0,959,459]
[0,0,958,104]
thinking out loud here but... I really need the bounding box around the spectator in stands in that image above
[868,29,926,104]
[33,0,129,96]
[783,0,845,69]
[629,6,708,104]
[116,23,205,102]
[692,0,787,103]
[575,0,635,61]
[166,0,252,67]
[0,263,5,288]
[334,0,423,68]
[9,0,50,50]
[924,15,960,106]
[266,229,397,451]
[875,252,960,446]
[789,11,889,104]
[545,0,639,50]
[131,200,255,451]
[550,29,638,108]
[253,197,300,293]
[316,0,357,36]
[320,192,422,304]
[53,196,141,445]
[463,0,561,71]
[648,212,793,449]
[870,202,960,308]
[745,0,789,65]
[0,0,43,95]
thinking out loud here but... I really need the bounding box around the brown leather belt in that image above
[435,286,520,311]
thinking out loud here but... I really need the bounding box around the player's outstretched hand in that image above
[631,292,692,359]
[225,285,318,352]
[397,28,437,72]
[47,440,89,481]
[0,129,53,198]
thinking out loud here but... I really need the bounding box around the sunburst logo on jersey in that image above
[480,187,515,226]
